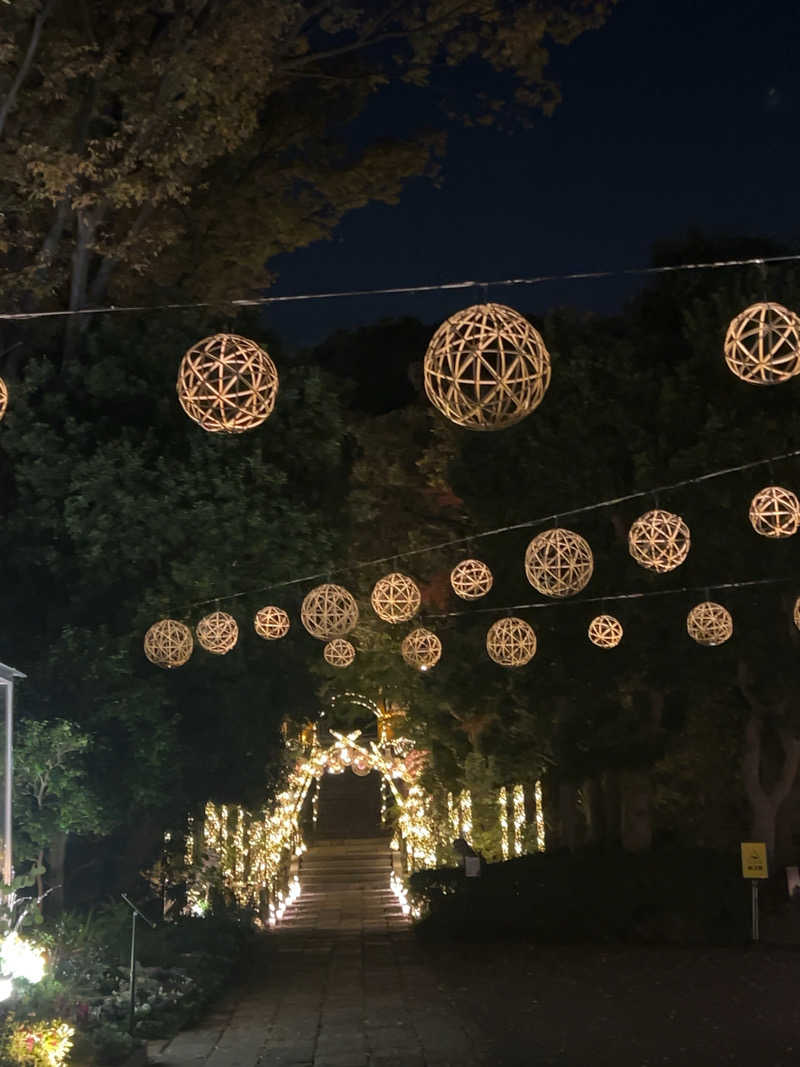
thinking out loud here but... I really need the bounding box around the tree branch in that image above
[0,0,57,141]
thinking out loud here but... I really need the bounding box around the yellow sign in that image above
[741,842,768,879]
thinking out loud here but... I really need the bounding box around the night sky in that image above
[264,0,800,347]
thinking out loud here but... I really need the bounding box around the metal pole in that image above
[3,679,11,887]
[128,910,137,1035]
[751,880,759,942]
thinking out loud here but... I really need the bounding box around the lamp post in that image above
[0,662,25,886]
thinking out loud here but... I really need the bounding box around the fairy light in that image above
[535,780,545,852]
[512,784,525,856]
[460,792,473,839]
[498,787,509,860]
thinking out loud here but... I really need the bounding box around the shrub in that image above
[410,845,750,945]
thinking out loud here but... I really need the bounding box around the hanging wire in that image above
[426,576,792,620]
[186,445,800,611]
[2,253,799,322]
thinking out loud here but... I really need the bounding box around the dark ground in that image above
[423,940,800,1066]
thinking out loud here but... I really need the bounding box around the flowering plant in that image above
[6,1017,74,1067]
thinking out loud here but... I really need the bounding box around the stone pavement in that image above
[149,836,485,1067]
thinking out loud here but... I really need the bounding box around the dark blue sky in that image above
[264,0,799,347]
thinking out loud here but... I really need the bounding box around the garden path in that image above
[149,784,485,1067]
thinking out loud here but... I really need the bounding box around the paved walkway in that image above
[150,837,484,1067]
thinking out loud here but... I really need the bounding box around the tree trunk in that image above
[602,770,621,845]
[621,770,652,852]
[742,712,800,865]
[44,831,68,915]
[582,776,607,844]
[558,781,579,852]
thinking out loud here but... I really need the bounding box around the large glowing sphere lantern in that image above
[424,303,551,429]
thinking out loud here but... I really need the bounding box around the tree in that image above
[0,312,355,895]
[0,0,614,355]
[12,718,103,903]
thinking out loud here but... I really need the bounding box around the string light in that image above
[499,787,509,860]
[535,781,545,852]
[512,784,526,857]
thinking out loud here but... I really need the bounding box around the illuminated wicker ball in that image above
[177,333,278,433]
[301,583,359,640]
[450,558,493,600]
[524,528,593,598]
[486,617,537,667]
[0,377,7,422]
[401,627,442,670]
[424,303,551,430]
[748,485,800,538]
[323,638,355,668]
[588,614,623,649]
[370,572,421,623]
[196,610,238,654]
[628,509,691,573]
[686,601,733,646]
[793,596,800,632]
[254,605,290,640]
[724,302,800,384]
[144,619,193,669]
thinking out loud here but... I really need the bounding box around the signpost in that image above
[740,842,768,941]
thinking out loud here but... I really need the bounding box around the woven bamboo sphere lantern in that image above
[177,333,278,433]
[423,303,551,430]
[323,638,355,668]
[254,605,290,640]
[793,596,800,632]
[144,619,193,669]
[748,485,800,538]
[301,583,359,639]
[588,614,623,649]
[370,572,421,623]
[524,527,593,598]
[724,303,800,384]
[401,628,442,670]
[196,610,239,654]
[0,377,7,422]
[486,617,537,667]
[686,601,733,646]
[628,509,691,573]
[450,558,493,600]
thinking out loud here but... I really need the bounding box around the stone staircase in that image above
[280,769,406,932]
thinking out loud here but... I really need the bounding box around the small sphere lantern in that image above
[486,617,537,667]
[371,572,421,623]
[424,303,551,430]
[0,377,7,422]
[748,485,800,538]
[196,610,239,654]
[628,509,691,573]
[301,583,359,639]
[324,639,355,668]
[144,619,193,668]
[793,596,800,632]
[177,333,279,432]
[352,756,371,777]
[686,601,733,646]
[525,527,593,597]
[588,614,623,648]
[401,628,442,670]
[724,302,800,384]
[254,605,290,639]
[450,558,493,600]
